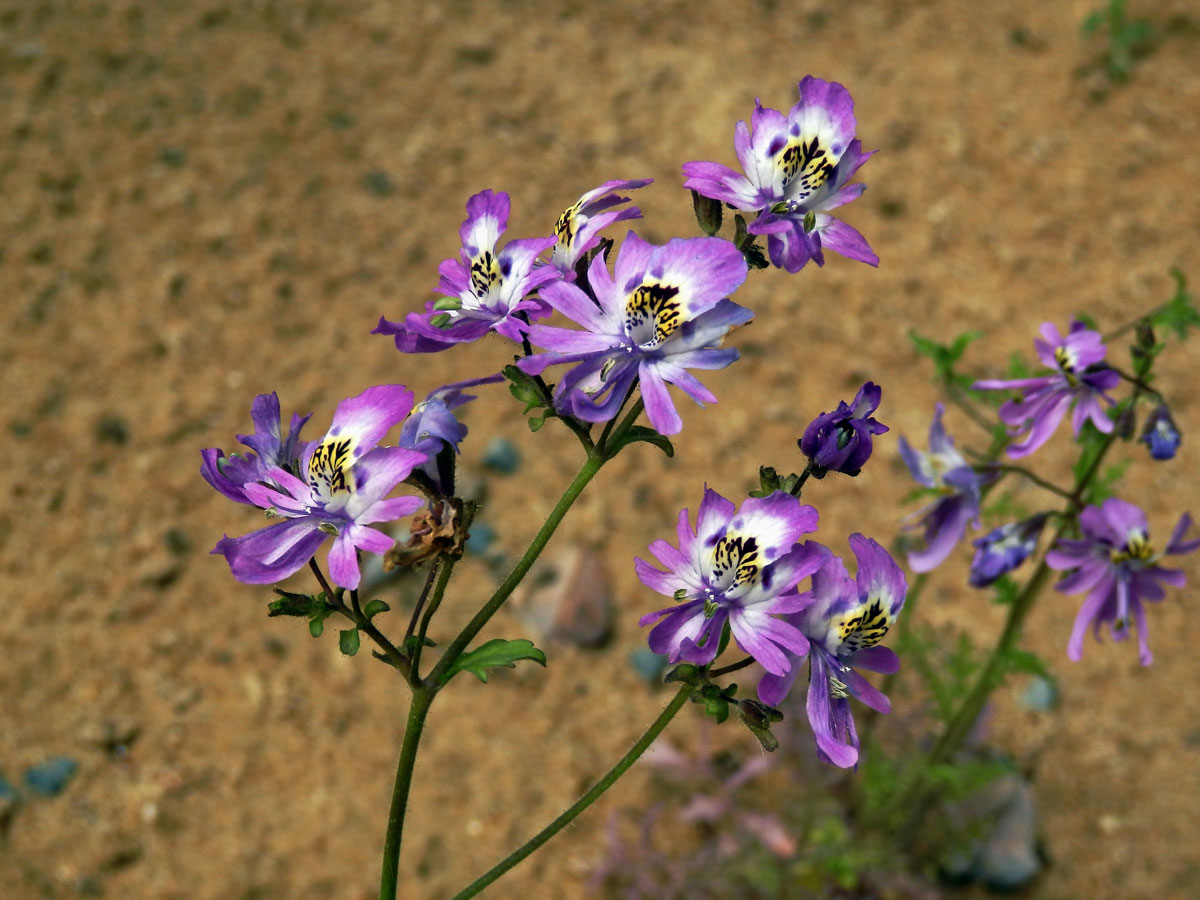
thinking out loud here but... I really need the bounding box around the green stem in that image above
[899,427,1122,829]
[427,451,607,688]
[379,687,434,900]
[410,557,456,683]
[448,685,692,900]
[984,464,1074,499]
[923,558,1055,768]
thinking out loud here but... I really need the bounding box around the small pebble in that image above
[481,437,520,475]
[23,756,79,796]
[628,648,669,684]
[511,545,613,647]
[1018,676,1059,712]
[465,521,496,555]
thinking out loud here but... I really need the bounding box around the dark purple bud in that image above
[1139,403,1181,461]
[968,515,1047,588]
[798,382,888,477]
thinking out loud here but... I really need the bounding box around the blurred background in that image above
[2,1,1198,897]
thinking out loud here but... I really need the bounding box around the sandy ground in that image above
[3,1,1199,898]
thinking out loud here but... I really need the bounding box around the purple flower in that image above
[899,404,987,573]
[1140,403,1181,461]
[757,535,907,768]
[549,179,652,278]
[373,190,560,353]
[973,321,1120,459]
[1046,498,1199,665]
[200,392,312,505]
[798,381,888,477]
[212,385,427,590]
[636,488,824,675]
[968,515,1047,588]
[518,233,750,435]
[682,76,877,273]
[399,374,504,493]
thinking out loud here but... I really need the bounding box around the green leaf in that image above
[442,638,548,684]
[339,628,361,656]
[268,589,320,618]
[306,600,334,638]
[990,575,1020,606]
[1081,9,1105,35]
[1149,269,1200,340]
[362,599,390,619]
[502,364,548,414]
[908,328,983,387]
[1000,647,1054,681]
[608,425,674,458]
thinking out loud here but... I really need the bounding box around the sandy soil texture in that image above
[3,2,1199,898]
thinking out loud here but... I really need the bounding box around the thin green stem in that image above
[404,562,443,646]
[427,451,607,688]
[597,380,641,450]
[709,656,755,678]
[448,685,692,900]
[983,463,1074,499]
[789,463,814,498]
[379,687,434,900]
[313,559,410,676]
[411,556,456,683]
[598,396,645,457]
[923,557,1055,768]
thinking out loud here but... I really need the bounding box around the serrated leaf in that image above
[339,628,361,656]
[1001,647,1054,682]
[1150,268,1200,340]
[443,638,547,684]
[268,589,319,618]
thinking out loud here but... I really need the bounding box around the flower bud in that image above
[1139,403,1181,461]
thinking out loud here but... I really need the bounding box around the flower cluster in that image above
[637,489,906,767]
[899,316,1192,666]
[205,75,902,768]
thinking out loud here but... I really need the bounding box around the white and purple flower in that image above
[757,535,907,768]
[201,392,312,505]
[549,179,651,278]
[899,404,988,573]
[1047,498,1198,665]
[682,76,876,273]
[212,385,427,590]
[518,232,750,435]
[636,489,824,676]
[374,190,560,353]
[974,321,1120,459]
